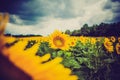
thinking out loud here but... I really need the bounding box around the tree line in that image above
[5,21,120,37]
[65,21,120,37]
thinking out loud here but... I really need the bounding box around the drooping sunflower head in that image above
[104,38,114,53]
[49,30,70,50]
[116,43,120,54]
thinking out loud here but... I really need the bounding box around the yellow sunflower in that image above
[115,43,120,54]
[69,37,77,47]
[90,38,96,44]
[79,36,87,44]
[110,36,116,42]
[49,30,70,50]
[0,13,78,80]
[104,38,114,53]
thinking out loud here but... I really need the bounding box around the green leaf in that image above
[76,57,89,64]
[51,52,57,58]
[62,57,81,69]
[57,51,64,57]
[37,42,54,56]
[64,52,72,57]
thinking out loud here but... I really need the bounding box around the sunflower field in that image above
[0,14,120,80]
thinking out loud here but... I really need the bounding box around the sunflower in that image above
[118,37,120,43]
[90,38,96,44]
[69,37,77,47]
[0,14,78,80]
[104,38,114,53]
[49,30,70,50]
[110,36,116,42]
[79,36,87,44]
[115,43,120,54]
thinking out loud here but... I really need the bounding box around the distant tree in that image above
[65,30,71,35]
[80,24,90,36]
[89,24,97,36]
[69,21,120,36]
[71,30,81,36]
[5,33,12,36]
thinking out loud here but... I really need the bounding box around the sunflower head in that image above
[104,38,114,53]
[110,36,116,42]
[79,36,87,44]
[90,38,96,44]
[49,30,70,50]
[69,37,77,47]
[116,43,120,54]
[118,37,120,43]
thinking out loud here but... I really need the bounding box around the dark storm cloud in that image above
[1,0,120,25]
[0,0,85,25]
[0,0,45,24]
[0,0,36,24]
[111,0,120,2]
[103,0,120,22]
[0,0,71,25]
[0,0,25,13]
[21,0,84,19]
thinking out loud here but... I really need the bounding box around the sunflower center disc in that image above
[53,36,65,47]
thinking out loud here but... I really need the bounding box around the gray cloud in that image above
[7,0,119,25]
[111,0,120,2]
[103,0,120,22]
[21,0,85,19]
[1,0,119,25]
[3,0,120,35]
[8,0,86,25]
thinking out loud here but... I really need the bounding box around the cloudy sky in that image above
[0,0,120,36]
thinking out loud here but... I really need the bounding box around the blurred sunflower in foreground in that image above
[0,13,78,80]
[49,30,70,50]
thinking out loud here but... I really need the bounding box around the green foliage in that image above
[36,37,120,80]
[62,57,81,69]
[65,29,71,35]
[36,42,54,56]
